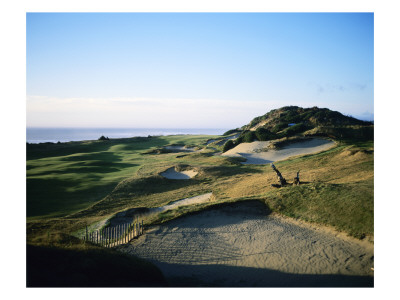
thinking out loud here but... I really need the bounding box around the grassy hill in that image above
[223,106,373,152]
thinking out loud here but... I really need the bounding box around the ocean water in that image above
[26,128,228,144]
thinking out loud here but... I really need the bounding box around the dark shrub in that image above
[283,123,308,136]
[255,127,276,141]
[237,131,257,143]
[98,135,109,141]
[271,122,288,133]
[222,140,236,152]
[223,129,241,136]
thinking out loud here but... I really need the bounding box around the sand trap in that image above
[222,138,335,164]
[120,201,373,287]
[165,146,199,152]
[160,167,198,179]
[153,193,213,213]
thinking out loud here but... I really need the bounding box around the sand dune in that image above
[222,138,335,164]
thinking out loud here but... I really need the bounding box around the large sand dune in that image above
[120,201,373,287]
[222,138,335,164]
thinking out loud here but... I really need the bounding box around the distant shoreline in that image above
[26,127,228,144]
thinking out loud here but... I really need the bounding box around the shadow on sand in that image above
[157,262,373,287]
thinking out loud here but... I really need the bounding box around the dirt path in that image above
[119,201,373,287]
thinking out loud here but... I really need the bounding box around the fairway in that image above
[26,134,219,218]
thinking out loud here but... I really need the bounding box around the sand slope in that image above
[120,201,373,287]
[222,138,335,164]
[160,167,198,179]
[155,193,213,212]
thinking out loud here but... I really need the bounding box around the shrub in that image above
[98,135,109,141]
[271,122,288,133]
[223,129,241,136]
[222,140,236,152]
[255,127,276,141]
[283,123,308,136]
[237,131,257,143]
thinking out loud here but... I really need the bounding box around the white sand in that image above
[153,193,213,212]
[222,138,335,164]
[160,167,198,179]
[120,201,373,287]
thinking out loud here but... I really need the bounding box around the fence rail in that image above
[82,219,144,248]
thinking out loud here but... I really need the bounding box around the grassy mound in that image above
[264,181,373,239]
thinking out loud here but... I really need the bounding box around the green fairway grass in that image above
[26,135,219,219]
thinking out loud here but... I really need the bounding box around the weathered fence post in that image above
[124,223,126,243]
[119,224,122,245]
[117,225,119,245]
[81,219,147,247]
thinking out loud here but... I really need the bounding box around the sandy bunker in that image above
[160,167,198,179]
[222,138,335,164]
[120,201,373,287]
[164,145,200,152]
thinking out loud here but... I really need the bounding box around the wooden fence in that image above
[82,219,144,248]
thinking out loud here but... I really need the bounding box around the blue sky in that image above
[26,13,374,128]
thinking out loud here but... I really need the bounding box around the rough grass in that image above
[263,181,373,239]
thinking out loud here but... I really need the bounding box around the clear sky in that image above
[26,13,374,128]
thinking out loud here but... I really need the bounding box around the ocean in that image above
[26,128,228,144]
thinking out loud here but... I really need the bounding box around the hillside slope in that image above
[223,106,373,152]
